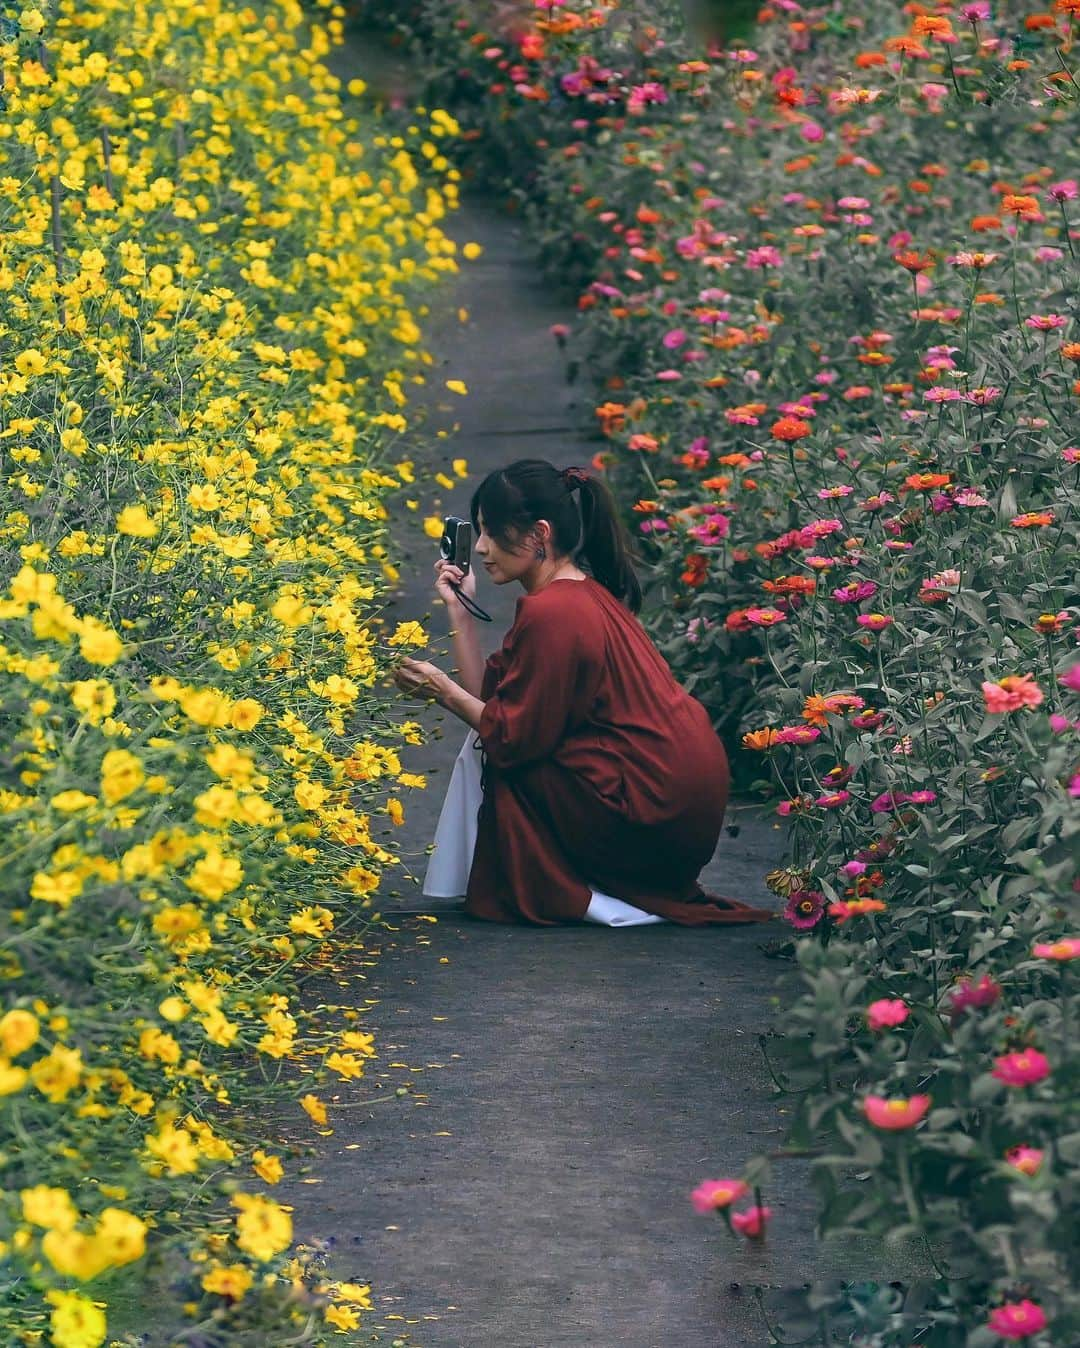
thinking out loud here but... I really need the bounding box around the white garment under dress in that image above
[422,729,666,926]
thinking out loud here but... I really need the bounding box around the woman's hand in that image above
[392,657,451,702]
[434,558,477,614]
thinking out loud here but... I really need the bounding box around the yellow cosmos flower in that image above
[326,1304,361,1331]
[335,1282,374,1308]
[30,870,84,909]
[21,1184,79,1230]
[50,790,98,812]
[30,1043,83,1102]
[300,1093,327,1125]
[271,593,314,627]
[145,1122,200,1175]
[116,504,159,537]
[445,379,468,395]
[70,679,116,723]
[0,1008,40,1056]
[78,617,124,666]
[100,748,144,804]
[423,515,445,540]
[202,1263,254,1299]
[45,1289,107,1348]
[14,347,48,376]
[230,698,265,731]
[387,620,428,647]
[185,851,244,902]
[252,1149,284,1184]
[232,1192,292,1261]
[0,1060,29,1095]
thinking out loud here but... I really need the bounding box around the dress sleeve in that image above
[478,600,603,770]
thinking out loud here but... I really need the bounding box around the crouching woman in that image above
[392,458,773,928]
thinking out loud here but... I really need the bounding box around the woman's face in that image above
[474,510,550,585]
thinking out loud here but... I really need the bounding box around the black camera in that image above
[439,516,472,575]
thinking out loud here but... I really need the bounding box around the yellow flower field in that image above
[0,0,462,1341]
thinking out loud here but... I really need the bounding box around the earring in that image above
[534,546,546,560]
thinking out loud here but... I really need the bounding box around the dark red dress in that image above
[463,577,774,927]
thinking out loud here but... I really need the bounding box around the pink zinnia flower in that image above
[745,607,787,627]
[832,580,878,604]
[862,1095,931,1130]
[924,387,962,403]
[746,246,783,268]
[662,328,687,349]
[784,889,825,930]
[1033,937,1080,960]
[1004,1145,1044,1177]
[948,974,1001,1014]
[773,725,821,745]
[1047,179,1078,202]
[840,860,867,878]
[992,1049,1051,1088]
[731,1205,772,1239]
[960,3,990,21]
[814,790,852,809]
[982,674,1044,713]
[655,369,682,381]
[1025,313,1068,330]
[986,1301,1048,1340]
[964,386,1002,405]
[690,1178,749,1213]
[866,999,909,1031]
[1058,662,1080,692]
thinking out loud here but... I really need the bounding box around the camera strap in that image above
[449,581,492,623]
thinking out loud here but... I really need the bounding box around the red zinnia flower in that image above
[770,415,812,441]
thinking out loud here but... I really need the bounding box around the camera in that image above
[439,516,472,575]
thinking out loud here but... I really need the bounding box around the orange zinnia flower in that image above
[1001,193,1041,217]
[894,249,935,273]
[1010,511,1054,528]
[970,214,1002,231]
[1061,342,1080,362]
[742,728,779,751]
[883,36,929,57]
[904,472,951,490]
[912,16,955,40]
[854,51,887,68]
[770,415,812,441]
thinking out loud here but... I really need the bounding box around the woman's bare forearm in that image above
[448,608,484,699]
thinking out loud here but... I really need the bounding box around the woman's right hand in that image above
[434,558,477,612]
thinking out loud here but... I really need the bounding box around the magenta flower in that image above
[986,1301,1048,1340]
[963,385,1003,405]
[655,369,682,381]
[662,328,687,349]
[746,246,783,268]
[730,1205,772,1239]
[1058,663,1080,692]
[857,613,894,631]
[1047,179,1078,202]
[773,725,822,745]
[745,607,787,627]
[960,3,990,21]
[1033,937,1080,960]
[1004,1146,1044,1177]
[862,1094,931,1130]
[832,580,878,604]
[1025,313,1069,330]
[948,974,1001,1014]
[814,790,852,809]
[866,999,909,1031]
[817,484,854,499]
[924,387,962,403]
[840,860,867,878]
[992,1049,1050,1088]
[784,890,825,930]
[690,1178,749,1213]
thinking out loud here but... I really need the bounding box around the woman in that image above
[392,459,773,928]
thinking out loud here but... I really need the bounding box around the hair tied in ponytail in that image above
[561,466,589,490]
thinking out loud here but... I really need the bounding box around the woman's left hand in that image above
[392,657,450,701]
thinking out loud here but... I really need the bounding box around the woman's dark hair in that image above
[469,458,643,614]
